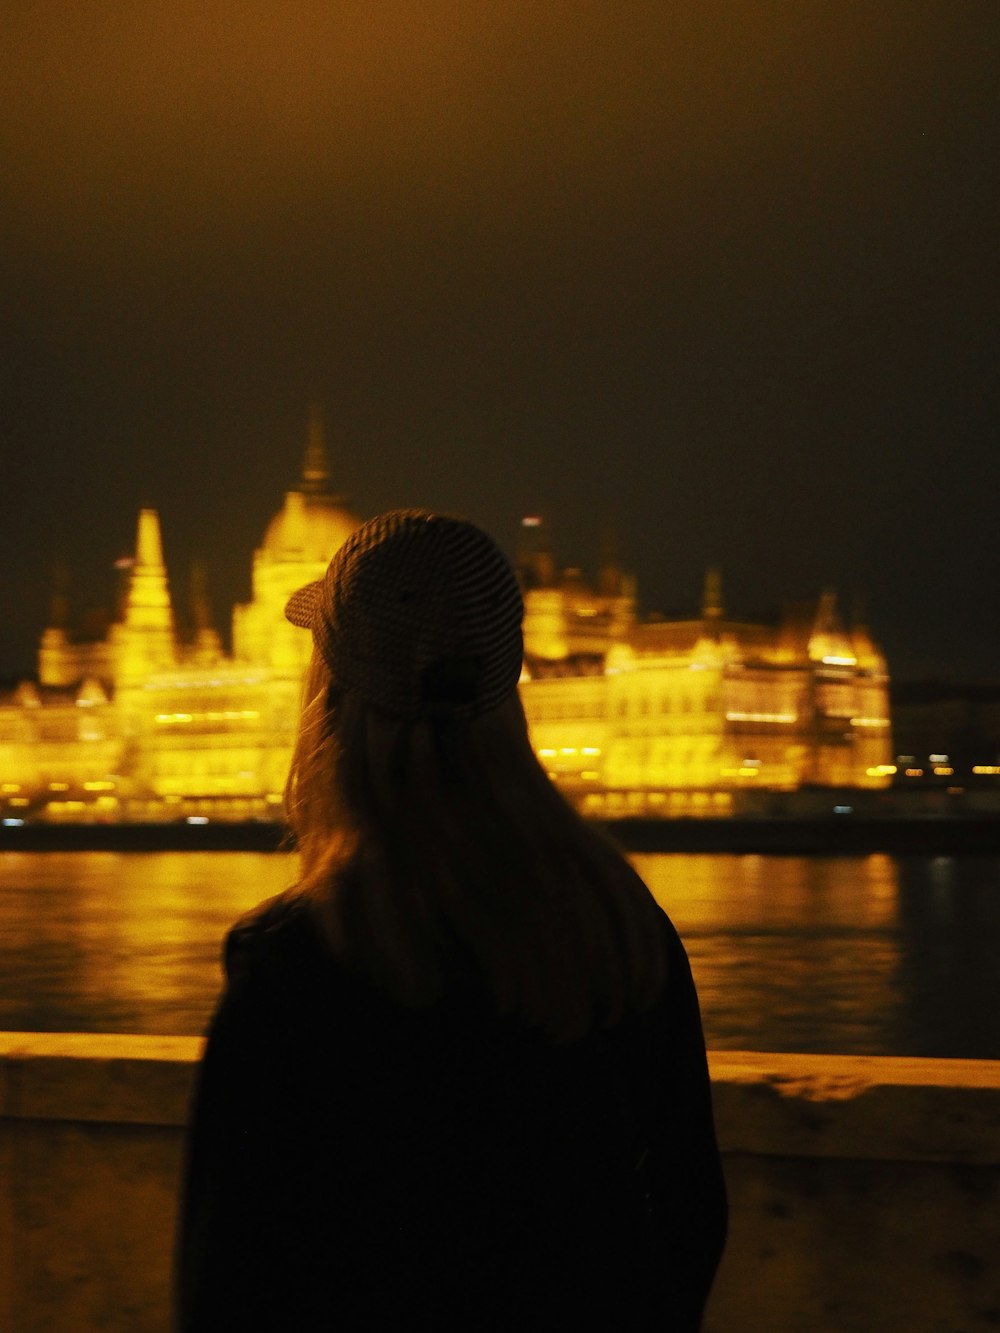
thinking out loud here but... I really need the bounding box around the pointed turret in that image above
[38,564,73,685]
[808,589,856,665]
[301,402,331,496]
[597,525,623,597]
[701,567,724,621]
[135,507,166,568]
[848,593,884,671]
[111,508,177,683]
[48,563,70,631]
[189,562,223,665]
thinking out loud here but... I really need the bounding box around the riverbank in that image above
[2,814,1000,854]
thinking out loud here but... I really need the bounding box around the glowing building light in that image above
[850,717,890,727]
[521,515,542,528]
[972,766,1000,775]
[904,768,924,778]
[932,766,954,776]
[822,655,856,666]
[929,754,949,764]
[725,711,796,723]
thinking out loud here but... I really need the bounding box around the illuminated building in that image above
[0,410,362,822]
[0,436,892,822]
[517,523,893,817]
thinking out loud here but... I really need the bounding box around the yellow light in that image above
[1,783,20,793]
[10,797,29,807]
[581,770,600,780]
[725,711,796,723]
[905,768,924,778]
[538,748,556,758]
[822,655,856,666]
[559,747,577,756]
[866,765,897,777]
[932,766,954,776]
[850,717,890,727]
[581,747,601,756]
[83,780,116,791]
[48,782,69,792]
[972,765,1000,775]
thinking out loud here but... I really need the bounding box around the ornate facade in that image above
[1,412,362,822]
[518,525,893,816]
[0,432,893,823]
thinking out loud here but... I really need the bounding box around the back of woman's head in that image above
[284,511,667,1041]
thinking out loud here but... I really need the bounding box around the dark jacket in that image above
[175,890,726,1331]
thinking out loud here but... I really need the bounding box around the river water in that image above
[1,851,998,1056]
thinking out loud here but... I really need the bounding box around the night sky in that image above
[2,2,997,681]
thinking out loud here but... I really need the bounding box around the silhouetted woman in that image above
[176,511,726,1331]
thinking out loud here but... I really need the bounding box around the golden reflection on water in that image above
[2,850,998,1055]
[632,852,904,1054]
[634,852,900,930]
[0,851,297,1036]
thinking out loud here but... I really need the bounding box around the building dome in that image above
[257,406,363,564]
[261,490,362,563]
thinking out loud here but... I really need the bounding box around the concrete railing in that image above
[1,1034,998,1332]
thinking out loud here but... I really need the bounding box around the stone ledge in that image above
[0,1033,202,1126]
[2,1034,999,1164]
[709,1051,1000,1165]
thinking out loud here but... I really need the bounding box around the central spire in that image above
[301,402,331,496]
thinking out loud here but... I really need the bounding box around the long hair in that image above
[286,651,668,1042]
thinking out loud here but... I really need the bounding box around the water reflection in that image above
[1,850,998,1055]
[0,851,294,1035]
[635,853,905,1055]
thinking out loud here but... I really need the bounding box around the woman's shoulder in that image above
[223,887,328,986]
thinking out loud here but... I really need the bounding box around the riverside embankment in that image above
[1,1035,997,1332]
[3,812,1000,853]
